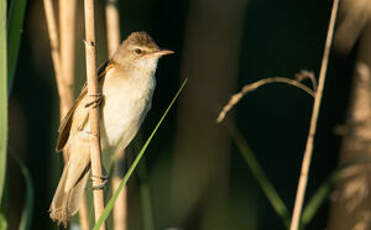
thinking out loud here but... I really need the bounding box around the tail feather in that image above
[49,163,90,227]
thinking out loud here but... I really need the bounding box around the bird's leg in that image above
[85,93,104,108]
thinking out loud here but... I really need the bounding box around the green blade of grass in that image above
[7,0,27,93]
[300,172,336,229]
[10,153,34,230]
[0,0,8,207]
[93,78,188,230]
[230,128,291,229]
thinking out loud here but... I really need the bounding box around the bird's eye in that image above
[134,48,143,55]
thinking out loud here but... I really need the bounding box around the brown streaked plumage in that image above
[55,61,113,153]
[49,31,173,226]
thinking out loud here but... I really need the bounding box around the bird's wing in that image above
[56,60,114,152]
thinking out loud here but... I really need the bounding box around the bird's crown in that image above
[124,32,159,51]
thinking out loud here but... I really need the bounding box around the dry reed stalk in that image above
[105,0,121,57]
[43,1,90,229]
[289,0,340,229]
[43,0,65,118]
[43,0,70,161]
[295,70,317,91]
[112,174,127,230]
[78,195,90,230]
[84,0,106,229]
[104,1,127,229]
[58,0,76,115]
[216,76,315,123]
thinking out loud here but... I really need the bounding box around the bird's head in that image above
[112,32,173,72]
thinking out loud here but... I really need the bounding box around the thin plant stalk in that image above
[289,0,340,229]
[78,197,90,230]
[84,0,106,229]
[43,0,68,161]
[43,0,70,161]
[58,0,76,116]
[105,0,121,57]
[43,0,66,120]
[112,174,127,230]
[0,0,8,207]
[104,0,126,229]
[216,76,315,123]
[43,1,90,228]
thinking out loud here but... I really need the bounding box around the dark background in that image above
[7,0,354,229]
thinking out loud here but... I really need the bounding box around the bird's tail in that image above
[49,157,90,227]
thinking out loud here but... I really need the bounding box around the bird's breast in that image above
[100,69,156,150]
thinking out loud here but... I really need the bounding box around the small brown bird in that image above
[49,32,173,226]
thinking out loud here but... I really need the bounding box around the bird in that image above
[49,31,173,226]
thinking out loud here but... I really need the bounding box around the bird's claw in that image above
[85,93,103,108]
[91,174,108,190]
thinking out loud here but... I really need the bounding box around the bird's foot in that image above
[91,174,108,190]
[85,93,103,108]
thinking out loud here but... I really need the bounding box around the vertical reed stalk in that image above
[105,0,121,57]
[112,173,127,229]
[43,0,89,228]
[58,0,76,117]
[84,0,106,229]
[289,1,340,229]
[78,198,90,230]
[43,0,65,120]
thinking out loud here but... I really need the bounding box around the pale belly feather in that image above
[100,69,156,153]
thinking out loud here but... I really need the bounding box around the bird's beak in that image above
[153,49,174,56]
